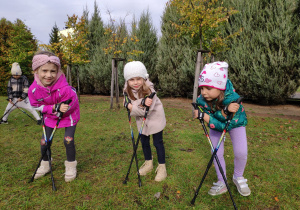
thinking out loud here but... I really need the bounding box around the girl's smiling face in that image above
[128,77,145,91]
[200,86,221,101]
[36,63,58,86]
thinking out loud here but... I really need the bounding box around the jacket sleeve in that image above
[21,76,29,99]
[130,98,146,117]
[207,112,227,131]
[130,93,158,117]
[28,86,46,112]
[196,95,227,131]
[7,78,13,99]
[55,86,79,115]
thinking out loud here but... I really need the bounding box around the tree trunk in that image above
[110,59,115,109]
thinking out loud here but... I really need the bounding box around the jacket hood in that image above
[223,79,240,105]
[34,72,68,91]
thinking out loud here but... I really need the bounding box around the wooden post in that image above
[192,49,210,103]
[193,51,202,103]
[114,61,120,108]
[110,58,126,109]
[110,58,125,109]
[66,64,69,84]
[76,65,80,103]
[110,59,115,109]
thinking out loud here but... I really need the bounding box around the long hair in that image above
[206,90,225,112]
[125,79,151,100]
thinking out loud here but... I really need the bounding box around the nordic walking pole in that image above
[29,100,72,191]
[191,103,237,209]
[123,92,142,187]
[191,97,242,206]
[123,92,156,185]
[7,99,37,123]
[0,100,18,121]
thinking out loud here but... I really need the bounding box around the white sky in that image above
[0,0,169,44]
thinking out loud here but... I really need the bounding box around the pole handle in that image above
[149,92,156,99]
[228,97,243,120]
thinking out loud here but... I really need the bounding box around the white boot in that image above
[139,159,153,176]
[64,160,77,182]
[34,160,51,179]
[155,164,167,182]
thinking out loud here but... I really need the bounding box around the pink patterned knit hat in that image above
[32,54,61,71]
[198,61,228,90]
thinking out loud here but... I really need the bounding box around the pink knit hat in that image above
[32,54,61,71]
[198,61,228,90]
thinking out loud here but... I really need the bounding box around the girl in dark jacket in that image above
[194,61,250,197]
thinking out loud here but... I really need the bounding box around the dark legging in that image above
[41,125,76,161]
[140,130,165,164]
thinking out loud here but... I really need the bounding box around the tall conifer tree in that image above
[134,10,158,83]
[156,4,195,97]
[49,23,60,45]
[220,0,300,104]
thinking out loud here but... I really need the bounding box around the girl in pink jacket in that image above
[123,61,167,182]
[28,51,80,182]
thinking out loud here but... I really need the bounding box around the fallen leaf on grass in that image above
[85,195,91,200]
[177,190,181,194]
[274,197,279,202]
[154,192,161,199]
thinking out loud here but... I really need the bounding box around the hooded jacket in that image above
[196,79,247,132]
[28,74,80,128]
[124,80,166,136]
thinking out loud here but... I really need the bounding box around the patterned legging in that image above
[41,125,77,161]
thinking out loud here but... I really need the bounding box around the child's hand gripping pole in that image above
[123,92,142,187]
[29,99,72,191]
[190,103,238,209]
[123,92,156,186]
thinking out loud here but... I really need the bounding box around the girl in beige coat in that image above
[123,61,167,182]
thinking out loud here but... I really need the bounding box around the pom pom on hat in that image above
[124,61,149,81]
[198,61,228,90]
[11,62,22,75]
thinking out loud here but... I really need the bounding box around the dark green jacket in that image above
[196,79,247,132]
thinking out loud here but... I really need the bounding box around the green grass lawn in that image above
[0,95,299,209]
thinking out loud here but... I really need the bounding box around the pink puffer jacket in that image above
[28,74,80,128]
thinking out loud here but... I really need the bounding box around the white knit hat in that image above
[198,61,228,90]
[11,62,22,75]
[123,61,149,81]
